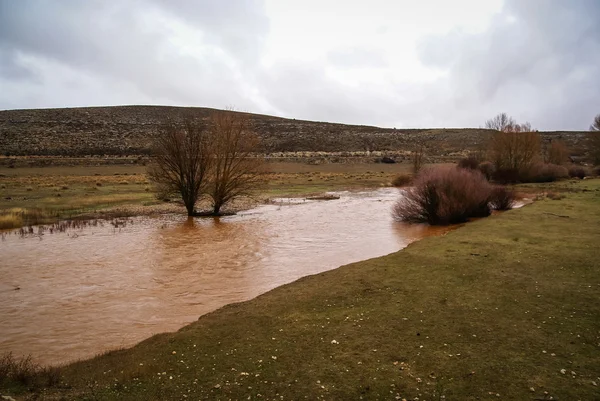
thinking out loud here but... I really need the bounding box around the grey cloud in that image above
[0,0,598,130]
[0,0,268,109]
[0,47,38,81]
[257,62,401,127]
[417,0,600,129]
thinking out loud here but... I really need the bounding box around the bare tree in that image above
[485,113,535,133]
[590,114,600,131]
[512,121,534,133]
[489,130,541,182]
[412,144,426,174]
[148,120,211,216]
[207,111,264,215]
[485,113,516,132]
[587,114,600,164]
[545,140,569,165]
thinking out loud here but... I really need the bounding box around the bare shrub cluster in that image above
[412,144,426,174]
[489,129,540,183]
[479,113,586,183]
[457,156,479,170]
[477,161,495,181]
[568,165,588,179]
[521,163,569,183]
[545,140,569,165]
[489,186,516,211]
[0,352,60,389]
[391,173,412,187]
[392,166,514,225]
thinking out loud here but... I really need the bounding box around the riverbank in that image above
[0,162,425,229]
[3,179,598,400]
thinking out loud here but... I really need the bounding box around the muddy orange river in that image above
[0,189,449,366]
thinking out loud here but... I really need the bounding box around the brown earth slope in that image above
[0,105,590,157]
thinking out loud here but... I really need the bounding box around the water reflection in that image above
[0,188,450,365]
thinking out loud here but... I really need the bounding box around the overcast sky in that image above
[0,0,598,130]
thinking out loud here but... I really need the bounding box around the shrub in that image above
[489,130,541,183]
[593,166,600,176]
[546,140,569,165]
[412,145,425,174]
[477,162,495,180]
[489,186,516,210]
[0,353,37,386]
[568,165,587,179]
[393,166,494,225]
[492,167,520,183]
[391,174,412,187]
[457,156,479,170]
[523,163,569,183]
[0,352,61,389]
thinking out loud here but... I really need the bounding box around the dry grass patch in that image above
[0,213,23,229]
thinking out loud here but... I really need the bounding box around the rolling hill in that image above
[0,105,590,159]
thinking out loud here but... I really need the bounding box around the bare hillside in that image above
[0,106,589,157]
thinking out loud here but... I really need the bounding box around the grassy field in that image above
[0,162,423,229]
[3,179,598,400]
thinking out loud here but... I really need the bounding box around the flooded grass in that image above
[0,213,22,230]
[4,179,599,400]
[0,217,134,241]
[0,162,422,230]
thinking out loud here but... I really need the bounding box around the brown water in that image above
[0,188,448,366]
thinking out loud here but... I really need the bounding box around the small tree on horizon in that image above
[484,113,535,133]
[590,114,600,131]
[589,114,600,164]
[484,112,515,132]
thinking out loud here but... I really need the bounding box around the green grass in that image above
[5,180,599,400]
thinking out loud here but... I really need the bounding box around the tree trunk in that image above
[213,203,221,215]
[185,200,195,216]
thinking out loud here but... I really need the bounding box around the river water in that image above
[0,188,448,366]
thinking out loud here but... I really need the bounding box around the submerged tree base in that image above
[190,210,236,217]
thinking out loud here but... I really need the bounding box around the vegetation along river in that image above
[0,188,449,366]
